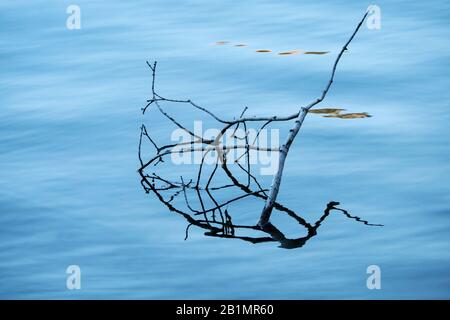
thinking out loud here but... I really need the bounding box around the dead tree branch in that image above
[138,12,381,248]
[258,12,369,227]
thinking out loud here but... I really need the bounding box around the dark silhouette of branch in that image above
[138,11,381,248]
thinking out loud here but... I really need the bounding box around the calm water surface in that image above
[1,0,449,298]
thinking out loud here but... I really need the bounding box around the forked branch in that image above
[258,12,369,227]
[138,11,381,248]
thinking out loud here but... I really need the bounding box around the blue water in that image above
[1,0,449,299]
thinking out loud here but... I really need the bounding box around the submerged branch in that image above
[138,11,381,249]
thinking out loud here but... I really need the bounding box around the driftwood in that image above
[138,12,381,248]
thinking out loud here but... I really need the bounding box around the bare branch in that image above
[258,12,369,227]
[138,11,381,249]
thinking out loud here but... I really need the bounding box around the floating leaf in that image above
[304,51,329,55]
[278,50,302,55]
[324,112,372,119]
[309,108,345,114]
[310,108,371,119]
[234,44,247,47]
[255,49,272,53]
[215,41,230,45]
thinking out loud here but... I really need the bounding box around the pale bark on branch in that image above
[138,12,379,248]
[258,12,369,227]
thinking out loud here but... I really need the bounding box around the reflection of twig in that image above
[138,11,380,249]
[138,117,382,249]
[331,204,384,227]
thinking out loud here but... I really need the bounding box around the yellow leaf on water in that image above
[304,51,329,55]
[309,108,345,114]
[255,49,272,53]
[278,50,302,55]
[310,108,371,119]
[324,112,372,119]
